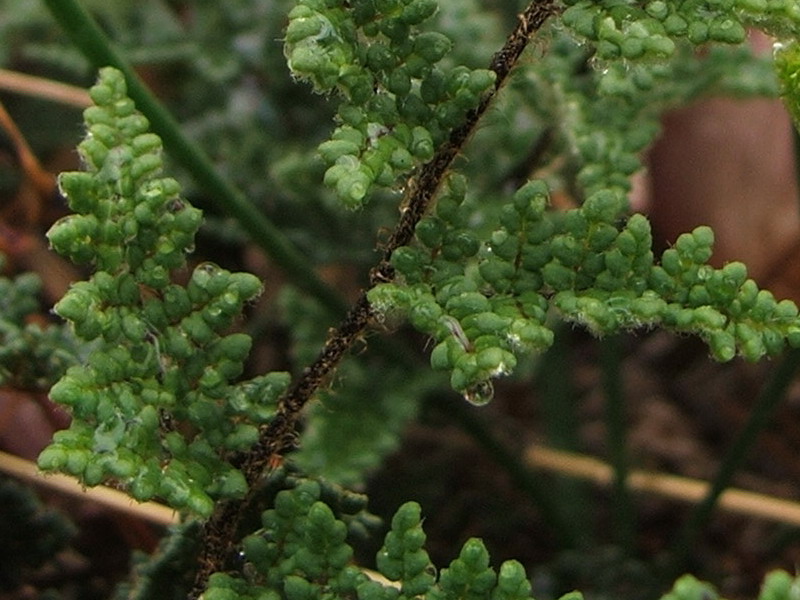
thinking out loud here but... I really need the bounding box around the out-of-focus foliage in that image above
[0,258,81,389]
[2,0,799,598]
[0,477,75,591]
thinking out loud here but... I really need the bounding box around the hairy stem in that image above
[41,0,348,317]
[189,1,560,595]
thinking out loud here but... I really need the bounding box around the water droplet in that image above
[588,55,607,73]
[463,380,494,406]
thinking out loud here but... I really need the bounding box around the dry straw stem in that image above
[0,450,178,527]
[0,70,88,211]
[0,68,91,108]
[0,99,56,202]
[526,445,800,526]
[189,2,561,596]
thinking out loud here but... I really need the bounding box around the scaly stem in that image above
[41,0,348,317]
[666,348,800,576]
[189,2,561,596]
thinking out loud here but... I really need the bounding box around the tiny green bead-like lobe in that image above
[58,171,97,213]
[687,21,709,44]
[38,445,69,471]
[390,500,421,535]
[430,341,452,371]
[582,189,624,223]
[557,593,584,600]
[186,490,215,518]
[401,0,437,24]
[663,14,688,35]
[776,299,799,320]
[224,423,259,451]
[708,329,736,362]
[410,126,435,160]
[708,17,746,44]
[318,139,361,164]
[494,560,531,600]
[562,4,597,38]
[202,586,239,600]
[775,41,800,130]
[213,468,248,498]
[415,216,446,248]
[391,246,428,281]
[513,179,549,217]
[414,32,453,64]
[285,14,327,44]
[438,537,496,593]
[367,283,413,329]
[337,166,374,207]
[88,82,114,107]
[542,261,575,291]
[662,575,718,600]
[54,285,95,324]
[644,0,669,19]
[47,214,100,264]
[758,571,798,600]
[378,501,435,590]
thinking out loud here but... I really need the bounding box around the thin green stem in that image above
[539,328,581,451]
[41,0,348,317]
[601,334,635,555]
[666,348,800,576]
[537,327,593,547]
